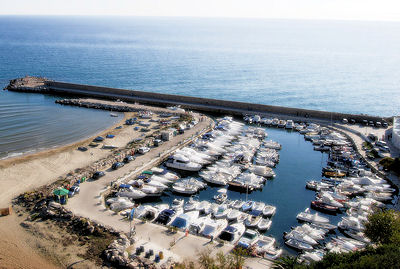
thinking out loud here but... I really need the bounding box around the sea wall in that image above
[7,78,389,123]
[45,81,388,123]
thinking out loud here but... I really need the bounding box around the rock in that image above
[87,225,95,234]
[20,221,32,229]
[128,261,139,269]
[48,201,62,209]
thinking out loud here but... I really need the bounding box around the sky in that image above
[1,0,400,21]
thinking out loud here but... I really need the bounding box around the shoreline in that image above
[0,113,127,169]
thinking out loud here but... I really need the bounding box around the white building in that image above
[392,117,400,150]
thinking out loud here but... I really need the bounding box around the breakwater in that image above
[5,77,390,123]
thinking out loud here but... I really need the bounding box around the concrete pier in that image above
[5,76,390,124]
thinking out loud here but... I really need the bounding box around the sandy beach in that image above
[0,100,211,268]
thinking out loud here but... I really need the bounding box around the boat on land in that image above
[218,223,246,244]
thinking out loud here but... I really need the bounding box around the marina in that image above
[0,80,398,267]
[70,108,395,262]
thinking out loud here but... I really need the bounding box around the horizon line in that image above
[0,14,399,23]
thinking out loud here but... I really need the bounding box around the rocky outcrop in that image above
[4,76,50,92]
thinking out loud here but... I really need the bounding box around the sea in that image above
[1,16,400,158]
[0,16,397,254]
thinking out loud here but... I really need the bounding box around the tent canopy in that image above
[53,188,69,196]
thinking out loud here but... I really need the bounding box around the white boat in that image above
[342,230,371,244]
[189,215,211,235]
[150,175,172,185]
[201,173,228,186]
[172,184,198,195]
[257,218,272,231]
[338,216,365,232]
[237,229,260,249]
[262,204,277,217]
[136,184,162,197]
[244,211,262,228]
[299,250,325,264]
[197,201,211,214]
[213,188,228,204]
[213,204,231,219]
[226,209,242,222]
[171,198,184,210]
[116,187,147,200]
[285,238,313,251]
[166,154,202,171]
[249,165,276,178]
[144,179,168,190]
[183,197,199,212]
[263,245,283,260]
[230,200,245,210]
[293,223,327,241]
[285,230,318,245]
[171,211,200,230]
[241,201,255,212]
[109,199,135,211]
[285,120,294,129]
[218,223,246,244]
[201,219,228,239]
[251,201,265,211]
[297,208,330,224]
[254,236,280,259]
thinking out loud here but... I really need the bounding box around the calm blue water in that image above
[1,16,399,118]
[152,126,337,254]
[0,90,122,159]
[1,16,399,158]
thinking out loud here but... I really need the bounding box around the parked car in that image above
[68,185,80,197]
[92,171,105,180]
[154,139,162,147]
[138,147,150,154]
[77,146,88,152]
[112,162,125,170]
[123,155,135,163]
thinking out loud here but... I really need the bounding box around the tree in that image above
[364,209,400,245]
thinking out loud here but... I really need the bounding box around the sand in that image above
[0,101,208,268]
